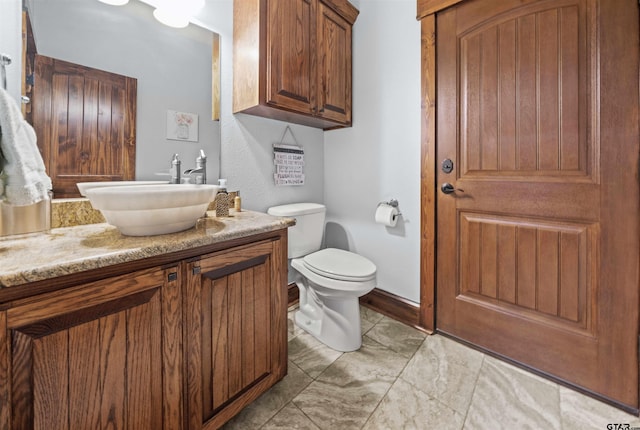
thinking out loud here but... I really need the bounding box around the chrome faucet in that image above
[169,154,181,184]
[183,149,207,184]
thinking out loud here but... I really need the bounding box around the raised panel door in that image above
[1,266,183,429]
[436,0,640,410]
[266,0,317,114]
[33,55,136,198]
[316,1,352,125]
[184,239,288,429]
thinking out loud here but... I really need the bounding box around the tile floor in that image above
[222,306,640,430]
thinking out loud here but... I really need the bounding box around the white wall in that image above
[27,0,220,181]
[0,0,22,102]
[324,0,421,303]
[197,0,325,212]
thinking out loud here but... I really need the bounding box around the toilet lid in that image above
[303,248,376,282]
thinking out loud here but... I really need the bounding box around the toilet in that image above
[267,203,376,352]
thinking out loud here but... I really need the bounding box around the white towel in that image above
[0,87,52,206]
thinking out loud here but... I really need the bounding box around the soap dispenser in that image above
[234,191,242,212]
[215,179,229,217]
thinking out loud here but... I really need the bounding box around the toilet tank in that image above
[267,203,326,258]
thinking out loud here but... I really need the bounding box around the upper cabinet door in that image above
[316,2,352,125]
[266,0,317,115]
[233,0,358,130]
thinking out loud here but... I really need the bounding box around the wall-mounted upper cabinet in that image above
[233,0,358,130]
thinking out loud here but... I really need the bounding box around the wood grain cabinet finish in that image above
[0,265,183,430]
[233,0,358,130]
[0,232,289,430]
[184,238,288,429]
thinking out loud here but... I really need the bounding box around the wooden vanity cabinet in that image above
[233,0,358,130]
[0,230,289,430]
[0,265,184,430]
[184,237,288,429]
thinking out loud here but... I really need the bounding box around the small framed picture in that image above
[167,110,198,142]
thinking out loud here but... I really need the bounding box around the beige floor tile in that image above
[225,307,640,430]
[365,316,426,358]
[363,378,464,430]
[361,317,376,336]
[559,387,640,430]
[464,356,561,430]
[294,378,390,430]
[222,361,312,430]
[288,332,343,379]
[262,403,321,430]
[317,336,410,384]
[361,305,385,326]
[354,305,381,335]
[400,334,484,415]
[294,337,410,429]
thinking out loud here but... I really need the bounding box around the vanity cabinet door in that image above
[0,266,183,430]
[184,237,288,430]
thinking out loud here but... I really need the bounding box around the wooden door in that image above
[436,0,640,410]
[316,1,352,125]
[266,0,317,115]
[1,266,183,429]
[33,55,136,198]
[184,239,288,429]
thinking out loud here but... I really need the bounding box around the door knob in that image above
[441,183,463,194]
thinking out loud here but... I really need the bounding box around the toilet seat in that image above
[303,248,376,282]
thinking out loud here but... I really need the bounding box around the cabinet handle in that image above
[192,266,201,275]
[168,272,178,282]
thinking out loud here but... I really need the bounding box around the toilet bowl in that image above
[267,203,377,352]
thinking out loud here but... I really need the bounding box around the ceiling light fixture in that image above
[153,0,204,28]
[98,0,129,5]
[152,8,189,28]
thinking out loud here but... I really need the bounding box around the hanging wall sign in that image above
[273,126,304,186]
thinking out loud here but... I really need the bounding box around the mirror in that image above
[23,0,221,186]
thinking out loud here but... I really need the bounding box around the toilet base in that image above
[291,254,376,352]
[295,295,363,352]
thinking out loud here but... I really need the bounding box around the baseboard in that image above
[360,288,431,334]
[288,284,429,334]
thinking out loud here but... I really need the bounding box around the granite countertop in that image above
[0,209,294,288]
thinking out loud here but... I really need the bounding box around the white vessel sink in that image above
[77,181,168,197]
[85,184,218,236]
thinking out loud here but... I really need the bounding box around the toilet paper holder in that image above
[377,199,402,218]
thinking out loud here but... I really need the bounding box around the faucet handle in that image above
[193,150,207,184]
